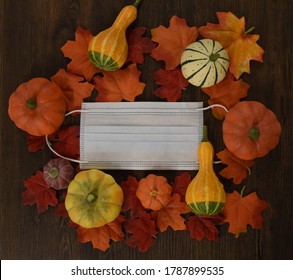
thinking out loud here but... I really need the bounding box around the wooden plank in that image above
[0,0,292,259]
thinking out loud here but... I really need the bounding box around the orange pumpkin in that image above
[223,101,281,160]
[8,78,66,136]
[136,174,172,210]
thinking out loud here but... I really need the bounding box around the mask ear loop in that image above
[45,109,89,164]
[197,104,229,164]
[196,103,229,113]
[45,104,229,165]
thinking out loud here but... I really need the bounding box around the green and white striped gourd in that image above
[180,39,229,88]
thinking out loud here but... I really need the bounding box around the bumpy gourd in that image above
[88,0,142,71]
[222,101,282,160]
[8,77,66,136]
[185,126,226,215]
[136,174,172,210]
[65,169,124,228]
[181,39,229,88]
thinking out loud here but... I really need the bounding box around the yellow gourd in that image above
[65,169,124,228]
[88,0,142,71]
[185,126,226,215]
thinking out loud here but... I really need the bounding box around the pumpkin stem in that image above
[249,127,260,141]
[26,98,37,110]
[48,167,59,179]
[86,193,97,203]
[209,53,220,62]
[132,0,142,7]
[150,188,158,197]
[201,125,209,142]
[245,26,255,35]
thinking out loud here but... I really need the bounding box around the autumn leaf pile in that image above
[19,12,273,252]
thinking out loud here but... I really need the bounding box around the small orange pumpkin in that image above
[136,174,172,210]
[223,101,281,160]
[8,78,66,136]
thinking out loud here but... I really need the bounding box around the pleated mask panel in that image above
[79,102,203,170]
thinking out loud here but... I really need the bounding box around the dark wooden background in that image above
[1,0,292,260]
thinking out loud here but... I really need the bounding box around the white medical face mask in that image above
[80,102,203,170]
[46,102,227,170]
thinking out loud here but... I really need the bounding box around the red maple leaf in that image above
[26,132,56,152]
[22,171,58,213]
[93,64,145,102]
[127,26,156,64]
[151,193,190,232]
[61,27,100,81]
[51,69,94,111]
[76,215,125,251]
[54,192,68,218]
[124,211,157,252]
[151,15,198,70]
[55,202,69,218]
[186,214,224,241]
[152,68,189,101]
[201,72,250,120]
[120,176,144,217]
[222,190,268,238]
[199,12,264,79]
[172,172,191,201]
[53,126,80,159]
[217,149,254,184]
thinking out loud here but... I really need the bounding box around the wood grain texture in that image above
[0,0,292,259]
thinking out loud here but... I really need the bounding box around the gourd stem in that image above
[133,0,142,7]
[48,167,59,179]
[202,125,209,142]
[26,98,37,110]
[249,127,260,140]
[86,193,97,203]
[209,53,220,62]
[150,188,158,197]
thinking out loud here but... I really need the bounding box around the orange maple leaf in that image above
[222,190,268,238]
[151,15,198,70]
[61,27,100,81]
[51,69,94,111]
[76,215,125,251]
[217,149,254,185]
[93,64,145,102]
[201,72,250,120]
[151,193,190,232]
[199,12,264,79]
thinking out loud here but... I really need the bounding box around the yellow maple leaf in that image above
[199,12,264,79]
